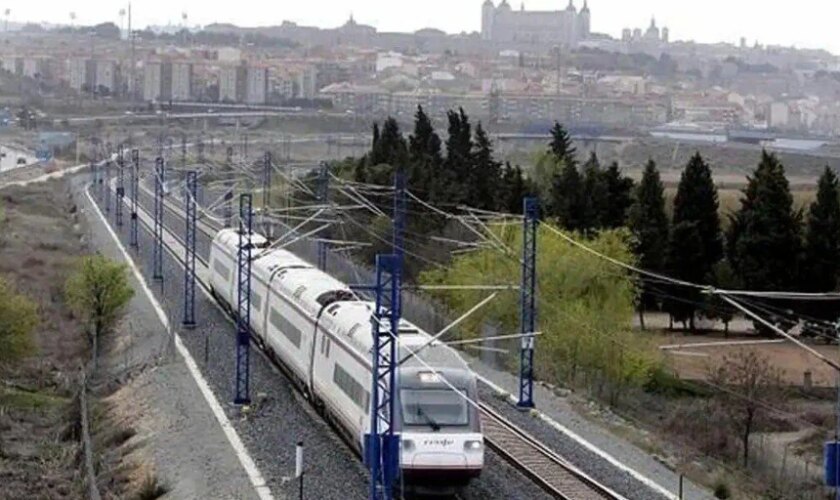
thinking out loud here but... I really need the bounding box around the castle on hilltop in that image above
[481,0,591,47]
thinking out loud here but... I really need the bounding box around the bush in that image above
[0,277,39,362]
[421,225,661,400]
[713,480,731,499]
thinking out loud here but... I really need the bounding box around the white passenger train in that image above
[208,229,484,491]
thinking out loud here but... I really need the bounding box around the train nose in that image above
[410,452,468,468]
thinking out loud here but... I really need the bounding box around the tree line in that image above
[353,106,536,215]
[348,112,840,329]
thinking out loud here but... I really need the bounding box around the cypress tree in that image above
[549,122,577,167]
[550,159,584,231]
[471,123,502,211]
[501,162,531,214]
[408,105,443,201]
[600,161,635,229]
[628,159,670,325]
[580,152,606,231]
[728,151,802,292]
[443,108,473,204]
[803,166,840,293]
[664,153,723,329]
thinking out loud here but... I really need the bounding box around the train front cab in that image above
[397,367,483,492]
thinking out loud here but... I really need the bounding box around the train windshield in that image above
[401,389,469,429]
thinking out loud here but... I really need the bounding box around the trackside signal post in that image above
[234,193,253,405]
[518,197,538,409]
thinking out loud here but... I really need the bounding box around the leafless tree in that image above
[709,350,785,467]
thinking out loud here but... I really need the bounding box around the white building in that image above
[144,61,164,101]
[245,67,269,104]
[171,62,193,101]
[219,65,247,103]
[768,102,790,128]
[296,66,318,99]
[95,60,117,94]
[481,0,590,47]
[69,58,94,91]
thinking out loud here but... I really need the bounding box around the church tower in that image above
[482,0,496,41]
[578,0,591,41]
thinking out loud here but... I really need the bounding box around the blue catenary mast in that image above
[152,157,165,281]
[115,148,125,227]
[367,254,401,500]
[517,197,538,408]
[130,149,140,249]
[104,161,111,213]
[317,162,330,270]
[183,170,197,329]
[234,193,253,405]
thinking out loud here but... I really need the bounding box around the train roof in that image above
[252,248,312,281]
[214,228,269,250]
[275,267,353,316]
[323,300,469,372]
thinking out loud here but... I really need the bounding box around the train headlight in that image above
[464,440,483,451]
[401,439,415,452]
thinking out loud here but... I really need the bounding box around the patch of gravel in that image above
[479,385,677,500]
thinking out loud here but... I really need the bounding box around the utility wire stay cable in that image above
[718,294,840,372]
[270,208,326,246]
[397,292,499,366]
[445,332,544,346]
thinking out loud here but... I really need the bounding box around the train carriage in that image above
[208,229,484,492]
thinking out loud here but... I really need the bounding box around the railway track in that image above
[125,178,625,500]
[479,403,623,499]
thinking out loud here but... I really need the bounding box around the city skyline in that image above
[3,0,839,55]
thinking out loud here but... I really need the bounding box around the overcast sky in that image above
[8,0,840,54]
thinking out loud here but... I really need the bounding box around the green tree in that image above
[664,153,723,329]
[728,151,802,292]
[0,277,38,362]
[803,167,840,293]
[407,105,443,201]
[706,261,740,336]
[369,116,407,171]
[442,108,474,204]
[500,162,533,214]
[548,122,577,167]
[628,160,670,327]
[421,224,658,402]
[470,123,502,211]
[600,161,635,229]
[550,159,585,230]
[580,152,606,232]
[65,255,134,364]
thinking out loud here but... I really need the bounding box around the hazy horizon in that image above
[5,0,840,55]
